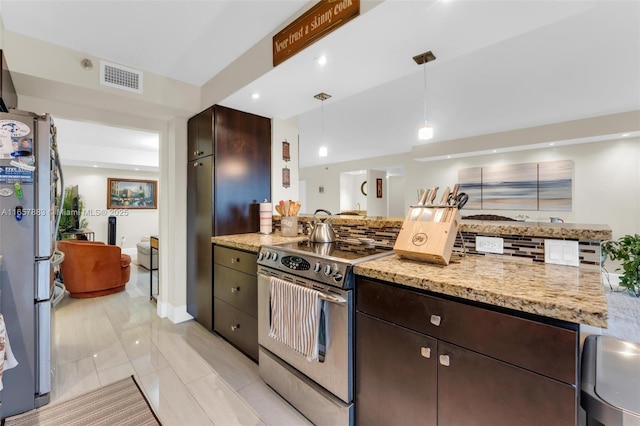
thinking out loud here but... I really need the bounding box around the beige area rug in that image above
[3,376,160,426]
[604,289,640,344]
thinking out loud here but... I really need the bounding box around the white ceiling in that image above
[1,0,639,170]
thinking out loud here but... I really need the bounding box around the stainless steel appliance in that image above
[257,239,393,425]
[581,335,640,425]
[0,110,63,417]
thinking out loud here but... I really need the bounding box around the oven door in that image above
[257,266,352,403]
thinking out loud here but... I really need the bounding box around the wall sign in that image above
[273,0,360,66]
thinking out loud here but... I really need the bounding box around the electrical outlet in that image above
[476,236,504,254]
[544,239,579,266]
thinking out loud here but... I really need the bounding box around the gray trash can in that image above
[581,335,640,426]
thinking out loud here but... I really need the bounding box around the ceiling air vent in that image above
[99,61,143,94]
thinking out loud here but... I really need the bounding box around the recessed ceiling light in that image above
[319,146,328,157]
[493,150,497,153]
[93,165,98,168]
[447,155,451,159]
[549,142,555,146]
[622,133,630,137]
[251,93,260,100]
[317,55,327,66]
[135,168,139,171]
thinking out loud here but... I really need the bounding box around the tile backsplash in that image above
[274,216,604,269]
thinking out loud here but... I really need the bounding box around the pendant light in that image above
[314,92,331,156]
[413,51,436,140]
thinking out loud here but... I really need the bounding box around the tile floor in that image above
[52,262,640,426]
[52,263,311,426]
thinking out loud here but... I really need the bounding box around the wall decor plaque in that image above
[273,0,360,66]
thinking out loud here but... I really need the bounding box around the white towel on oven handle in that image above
[268,277,323,361]
[0,313,19,391]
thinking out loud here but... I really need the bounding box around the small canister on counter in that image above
[259,199,272,234]
[281,215,298,237]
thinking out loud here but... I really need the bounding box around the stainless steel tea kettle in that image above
[309,209,337,243]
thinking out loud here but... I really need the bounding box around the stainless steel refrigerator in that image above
[0,110,63,417]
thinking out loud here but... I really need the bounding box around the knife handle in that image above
[449,184,459,204]
[418,189,429,205]
[439,186,450,206]
[428,187,439,205]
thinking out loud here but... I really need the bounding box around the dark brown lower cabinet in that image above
[213,245,258,361]
[356,313,437,426]
[437,341,576,426]
[355,277,578,426]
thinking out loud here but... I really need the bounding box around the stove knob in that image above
[271,252,279,261]
[313,263,322,273]
[264,251,271,260]
[333,272,343,282]
[324,264,332,276]
[258,252,264,261]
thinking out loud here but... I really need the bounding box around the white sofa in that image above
[136,240,158,270]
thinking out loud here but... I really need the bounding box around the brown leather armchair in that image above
[58,240,132,298]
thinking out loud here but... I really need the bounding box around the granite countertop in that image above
[354,254,608,327]
[212,232,307,253]
[460,220,612,240]
[212,230,608,327]
[292,215,612,240]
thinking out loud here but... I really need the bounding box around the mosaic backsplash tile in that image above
[273,215,609,269]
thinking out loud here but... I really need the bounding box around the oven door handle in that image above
[319,292,346,304]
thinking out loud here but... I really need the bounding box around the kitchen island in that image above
[353,253,606,426]
[212,225,608,426]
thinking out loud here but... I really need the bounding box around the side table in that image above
[150,235,158,300]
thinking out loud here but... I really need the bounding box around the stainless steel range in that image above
[257,239,393,425]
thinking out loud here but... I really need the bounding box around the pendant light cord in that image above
[321,99,325,140]
[423,62,428,123]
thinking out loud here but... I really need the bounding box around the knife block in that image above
[393,205,461,265]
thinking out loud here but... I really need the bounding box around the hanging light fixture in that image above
[413,50,436,140]
[314,92,331,157]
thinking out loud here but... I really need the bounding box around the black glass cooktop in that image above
[275,239,392,261]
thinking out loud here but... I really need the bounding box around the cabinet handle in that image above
[231,324,240,331]
[231,257,240,263]
[439,355,450,367]
[193,162,200,167]
[430,315,442,326]
[193,150,198,156]
[420,347,431,359]
[231,286,240,293]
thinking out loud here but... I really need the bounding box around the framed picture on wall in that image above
[376,178,383,198]
[107,178,157,209]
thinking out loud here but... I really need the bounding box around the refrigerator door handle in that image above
[35,299,52,398]
[35,259,52,301]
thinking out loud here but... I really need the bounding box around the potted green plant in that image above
[58,186,89,234]
[602,234,640,297]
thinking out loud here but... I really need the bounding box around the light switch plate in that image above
[544,239,579,266]
[476,236,504,254]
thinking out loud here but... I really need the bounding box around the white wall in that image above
[388,176,406,218]
[271,118,299,212]
[62,166,159,248]
[301,137,640,240]
[339,172,367,212]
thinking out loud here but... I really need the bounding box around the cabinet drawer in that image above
[214,246,257,275]
[356,278,577,384]
[214,298,258,361]
[214,264,257,317]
